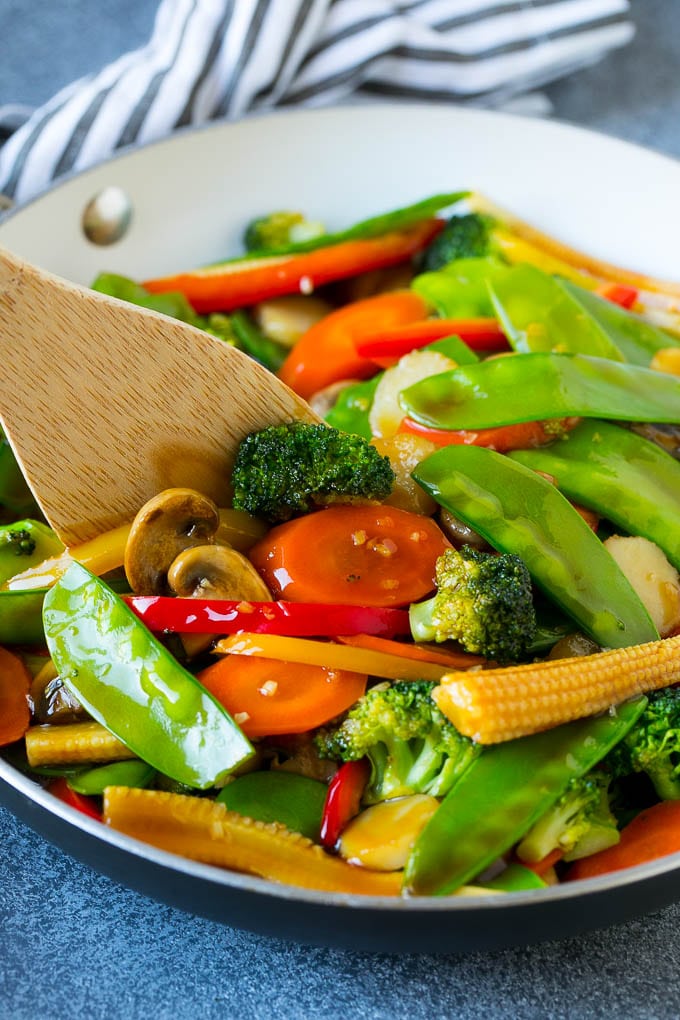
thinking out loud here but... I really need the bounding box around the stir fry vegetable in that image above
[6,190,680,900]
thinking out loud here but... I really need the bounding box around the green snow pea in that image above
[217,771,327,841]
[324,336,477,439]
[241,191,468,257]
[563,281,680,366]
[481,863,546,892]
[0,519,63,584]
[0,520,65,644]
[413,445,659,648]
[489,264,624,360]
[43,562,253,789]
[412,256,509,318]
[510,420,680,570]
[400,352,680,430]
[325,375,381,439]
[426,334,480,365]
[403,697,647,895]
[68,759,157,795]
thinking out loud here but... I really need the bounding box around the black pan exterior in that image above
[4,766,680,954]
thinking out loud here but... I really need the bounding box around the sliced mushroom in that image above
[167,543,272,601]
[124,488,220,595]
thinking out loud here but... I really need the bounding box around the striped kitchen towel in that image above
[0,0,633,205]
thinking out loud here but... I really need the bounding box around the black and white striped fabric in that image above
[0,0,633,205]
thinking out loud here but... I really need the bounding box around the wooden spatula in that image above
[0,247,319,545]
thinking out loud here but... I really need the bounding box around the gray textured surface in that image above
[2,1,680,1017]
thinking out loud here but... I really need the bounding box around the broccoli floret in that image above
[420,213,493,272]
[516,769,620,865]
[0,527,36,556]
[409,545,536,664]
[315,680,480,803]
[231,422,394,523]
[606,686,680,800]
[244,211,325,253]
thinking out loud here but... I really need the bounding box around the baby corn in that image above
[26,721,136,766]
[104,786,401,896]
[433,634,680,744]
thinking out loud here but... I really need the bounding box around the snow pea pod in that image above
[325,375,380,439]
[43,562,253,789]
[68,759,156,796]
[510,420,680,570]
[489,264,624,360]
[412,256,509,318]
[0,519,63,584]
[413,445,659,648]
[400,352,680,430]
[403,697,647,896]
[563,281,680,366]
[217,771,327,841]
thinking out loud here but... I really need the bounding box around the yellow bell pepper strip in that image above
[400,352,680,431]
[217,771,327,842]
[124,597,410,637]
[214,632,460,683]
[143,220,443,315]
[43,562,253,788]
[509,420,680,570]
[469,191,680,300]
[103,786,402,896]
[412,445,659,648]
[402,697,647,896]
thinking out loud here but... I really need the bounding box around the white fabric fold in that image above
[0,0,633,204]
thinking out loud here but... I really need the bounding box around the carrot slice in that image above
[335,633,484,669]
[566,801,680,881]
[0,645,31,746]
[197,655,366,738]
[278,290,428,399]
[248,505,449,609]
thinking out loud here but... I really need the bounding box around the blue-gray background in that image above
[1,1,679,1017]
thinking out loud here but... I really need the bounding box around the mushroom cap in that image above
[167,543,272,601]
[124,488,220,595]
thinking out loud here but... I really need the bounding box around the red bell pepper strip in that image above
[597,282,639,309]
[355,317,508,363]
[125,596,410,638]
[398,417,577,453]
[142,220,443,315]
[319,759,370,849]
[278,289,429,400]
[49,777,102,822]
